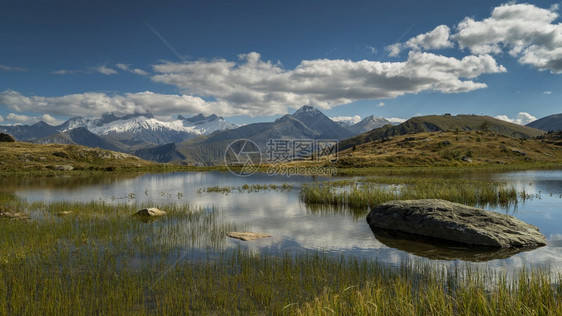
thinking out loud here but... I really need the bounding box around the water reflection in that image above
[370,228,541,262]
[1,170,562,273]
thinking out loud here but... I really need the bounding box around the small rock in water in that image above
[135,208,167,217]
[56,211,73,216]
[227,231,271,241]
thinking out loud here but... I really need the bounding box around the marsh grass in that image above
[301,178,525,213]
[1,200,560,314]
[199,183,294,194]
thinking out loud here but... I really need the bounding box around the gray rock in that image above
[135,208,167,217]
[54,165,74,171]
[227,231,271,241]
[366,199,546,248]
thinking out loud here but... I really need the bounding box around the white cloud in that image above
[495,112,537,125]
[377,101,385,107]
[454,3,562,73]
[1,50,506,119]
[95,66,118,75]
[388,25,453,56]
[331,115,362,124]
[544,91,552,95]
[151,51,505,116]
[116,63,149,76]
[386,4,562,73]
[387,117,407,123]
[0,90,230,118]
[0,115,3,122]
[5,113,63,125]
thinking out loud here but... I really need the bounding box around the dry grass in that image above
[0,141,154,173]
[334,131,562,168]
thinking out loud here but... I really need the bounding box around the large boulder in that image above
[0,133,15,142]
[366,199,546,248]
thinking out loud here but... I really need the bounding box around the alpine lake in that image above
[1,169,561,314]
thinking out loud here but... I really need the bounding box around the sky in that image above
[1,0,561,126]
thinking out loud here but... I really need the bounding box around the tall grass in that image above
[301,178,525,213]
[1,200,559,314]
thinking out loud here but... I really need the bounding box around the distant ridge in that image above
[34,127,122,152]
[338,114,545,151]
[526,113,562,131]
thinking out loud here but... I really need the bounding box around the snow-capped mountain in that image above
[1,112,237,151]
[58,112,236,136]
[347,115,391,134]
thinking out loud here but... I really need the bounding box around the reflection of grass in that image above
[0,200,560,313]
[199,183,294,194]
[301,178,525,212]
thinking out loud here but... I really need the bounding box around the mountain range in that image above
[1,107,558,166]
[0,112,237,151]
[135,106,356,165]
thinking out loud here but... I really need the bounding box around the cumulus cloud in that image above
[544,91,552,95]
[0,50,505,119]
[151,51,504,116]
[331,115,362,124]
[0,89,230,118]
[454,3,562,73]
[0,115,3,122]
[387,4,562,73]
[495,112,537,125]
[116,63,149,75]
[388,25,454,56]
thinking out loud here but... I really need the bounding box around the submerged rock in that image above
[366,199,546,248]
[226,231,271,241]
[135,208,167,217]
[371,228,538,262]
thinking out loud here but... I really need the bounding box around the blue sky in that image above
[1,0,561,126]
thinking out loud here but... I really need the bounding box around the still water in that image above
[2,170,562,273]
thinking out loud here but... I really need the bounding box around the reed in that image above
[301,178,525,213]
[1,200,559,314]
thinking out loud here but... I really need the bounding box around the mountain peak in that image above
[293,105,321,116]
[181,113,221,124]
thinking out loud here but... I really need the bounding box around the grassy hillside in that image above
[0,141,154,173]
[333,130,562,168]
[339,114,545,152]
